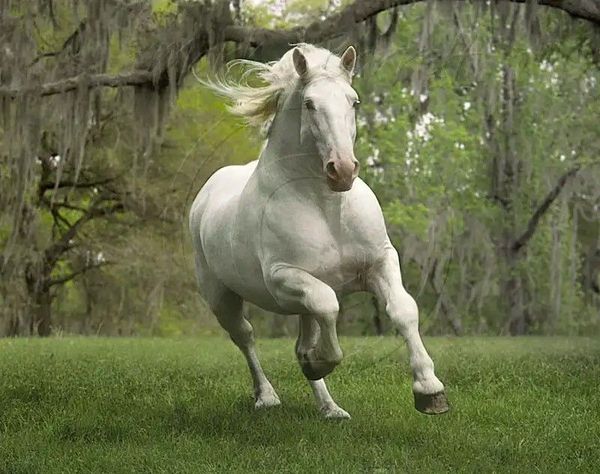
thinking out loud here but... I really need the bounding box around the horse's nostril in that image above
[326,161,337,178]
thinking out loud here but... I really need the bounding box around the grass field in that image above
[1,336,599,473]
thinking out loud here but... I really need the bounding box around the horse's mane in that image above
[203,44,346,129]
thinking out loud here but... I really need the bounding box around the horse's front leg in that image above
[367,248,449,415]
[267,264,343,380]
[296,314,350,419]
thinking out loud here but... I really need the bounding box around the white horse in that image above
[189,44,448,419]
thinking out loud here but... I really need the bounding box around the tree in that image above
[22,155,125,336]
[355,2,600,334]
[1,0,599,336]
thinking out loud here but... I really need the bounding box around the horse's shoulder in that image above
[348,178,383,209]
[344,178,387,229]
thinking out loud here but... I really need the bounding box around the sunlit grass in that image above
[1,337,599,473]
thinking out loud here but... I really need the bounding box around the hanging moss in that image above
[0,0,162,332]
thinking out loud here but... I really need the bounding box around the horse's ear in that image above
[293,48,308,78]
[340,46,357,76]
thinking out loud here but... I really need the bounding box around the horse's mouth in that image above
[326,177,354,192]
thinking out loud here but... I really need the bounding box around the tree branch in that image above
[44,200,124,266]
[29,20,86,67]
[39,175,120,194]
[224,0,600,47]
[538,0,600,24]
[48,261,112,288]
[49,206,74,232]
[0,71,154,98]
[511,166,580,254]
[1,0,598,99]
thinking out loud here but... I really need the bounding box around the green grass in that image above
[1,336,599,473]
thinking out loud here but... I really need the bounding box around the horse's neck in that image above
[256,92,327,197]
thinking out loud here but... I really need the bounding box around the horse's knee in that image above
[268,266,339,315]
[286,285,339,316]
[307,287,339,316]
[387,291,419,331]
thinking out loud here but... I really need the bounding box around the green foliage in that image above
[384,201,431,240]
[152,0,178,15]
[352,4,599,334]
[2,1,598,336]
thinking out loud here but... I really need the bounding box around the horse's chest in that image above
[263,208,381,289]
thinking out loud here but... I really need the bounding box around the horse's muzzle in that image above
[325,157,359,192]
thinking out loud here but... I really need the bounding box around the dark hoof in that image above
[300,359,338,380]
[414,391,449,415]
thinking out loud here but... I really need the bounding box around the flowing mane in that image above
[203,44,348,129]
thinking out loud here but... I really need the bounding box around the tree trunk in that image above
[34,289,53,337]
[7,317,20,337]
[25,261,53,337]
[488,62,531,335]
[505,253,526,335]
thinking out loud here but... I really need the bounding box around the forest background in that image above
[1,0,599,338]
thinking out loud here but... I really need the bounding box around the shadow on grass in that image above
[49,395,331,444]
[160,396,326,442]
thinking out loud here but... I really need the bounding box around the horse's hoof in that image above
[414,390,449,415]
[254,392,281,410]
[300,360,338,380]
[321,404,351,420]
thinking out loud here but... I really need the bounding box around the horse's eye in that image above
[353,99,361,109]
[305,99,315,111]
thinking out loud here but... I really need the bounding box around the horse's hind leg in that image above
[212,290,280,409]
[195,253,279,409]
[296,315,350,419]
[195,245,281,408]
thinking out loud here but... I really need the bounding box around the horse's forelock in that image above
[202,44,348,131]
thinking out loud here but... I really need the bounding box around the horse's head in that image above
[293,46,360,192]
